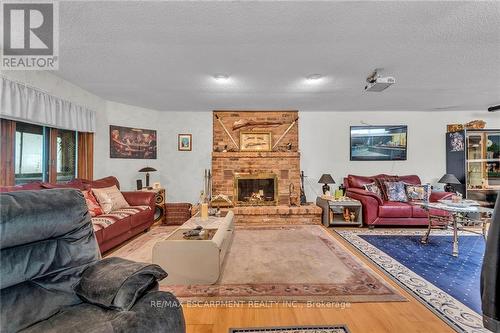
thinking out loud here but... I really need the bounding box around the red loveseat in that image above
[344,174,453,227]
[0,176,155,253]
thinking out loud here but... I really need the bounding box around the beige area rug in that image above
[109,225,405,303]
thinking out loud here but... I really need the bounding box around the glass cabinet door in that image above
[466,131,500,207]
[466,133,483,189]
[485,132,500,186]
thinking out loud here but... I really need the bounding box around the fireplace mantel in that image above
[212,152,300,159]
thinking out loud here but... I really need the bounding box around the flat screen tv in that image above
[350,125,408,161]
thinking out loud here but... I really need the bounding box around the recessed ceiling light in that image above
[306,74,323,81]
[213,74,230,82]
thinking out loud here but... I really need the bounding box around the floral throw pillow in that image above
[364,182,382,197]
[82,190,104,217]
[384,181,408,202]
[374,176,399,200]
[406,183,432,202]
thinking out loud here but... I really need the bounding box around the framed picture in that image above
[110,125,157,159]
[240,132,272,152]
[448,132,465,152]
[350,125,407,161]
[178,134,192,151]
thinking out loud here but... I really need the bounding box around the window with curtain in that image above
[56,129,77,182]
[12,121,78,185]
[14,122,47,184]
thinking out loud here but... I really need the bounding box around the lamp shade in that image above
[139,167,157,173]
[438,173,461,184]
[318,174,335,184]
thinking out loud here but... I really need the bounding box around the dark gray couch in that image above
[481,192,500,332]
[0,189,185,333]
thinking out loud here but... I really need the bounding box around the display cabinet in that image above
[446,129,500,207]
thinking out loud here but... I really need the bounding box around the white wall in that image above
[300,111,500,200]
[97,102,212,203]
[3,71,499,203]
[102,107,499,203]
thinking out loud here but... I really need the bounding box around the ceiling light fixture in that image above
[306,74,323,81]
[213,74,230,82]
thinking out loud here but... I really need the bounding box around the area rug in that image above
[336,229,488,333]
[107,225,178,262]
[229,325,350,333]
[111,225,405,303]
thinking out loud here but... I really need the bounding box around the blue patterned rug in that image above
[337,229,488,333]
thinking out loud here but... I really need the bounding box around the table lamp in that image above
[139,167,157,188]
[438,173,461,192]
[318,174,335,194]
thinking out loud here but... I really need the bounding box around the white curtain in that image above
[0,77,96,132]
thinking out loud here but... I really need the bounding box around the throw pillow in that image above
[374,176,399,200]
[82,190,104,217]
[406,183,432,202]
[384,181,408,202]
[92,185,129,212]
[363,182,382,197]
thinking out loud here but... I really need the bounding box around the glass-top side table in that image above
[413,201,493,257]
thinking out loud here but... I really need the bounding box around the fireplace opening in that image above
[234,173,278,206]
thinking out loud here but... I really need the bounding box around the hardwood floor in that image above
[182,228,454,333]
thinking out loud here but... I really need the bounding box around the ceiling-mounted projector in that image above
[365,77,395,92]
[364,69,395,92]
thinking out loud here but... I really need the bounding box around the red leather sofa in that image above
[0,176,155,253]
[345,174,453,227]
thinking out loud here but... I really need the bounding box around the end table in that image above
[316,196,363,227]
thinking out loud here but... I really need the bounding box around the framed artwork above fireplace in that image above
[240,132,272,152]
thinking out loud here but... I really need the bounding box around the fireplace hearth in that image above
[234,173,278,206]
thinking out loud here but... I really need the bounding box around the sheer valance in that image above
[0,77,96,133]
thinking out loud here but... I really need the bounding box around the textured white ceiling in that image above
[54,1,500,111]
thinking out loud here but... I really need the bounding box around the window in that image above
[15,122,47,184]
[14,121,78,185]
[56,129,77,182]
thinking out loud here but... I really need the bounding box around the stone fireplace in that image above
[211,110,321,224]
[234,173,278,206]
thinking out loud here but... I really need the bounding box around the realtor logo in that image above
[1,1,59,70]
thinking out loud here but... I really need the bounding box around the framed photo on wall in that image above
[110,125,157,159]
[178,134,192,151]
[350,125,407,161]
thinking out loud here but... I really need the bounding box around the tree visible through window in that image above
[57,129,77,182]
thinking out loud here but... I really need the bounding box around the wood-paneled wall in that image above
[78,132,94,180]
[0,119,16,186]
